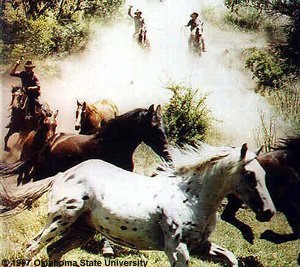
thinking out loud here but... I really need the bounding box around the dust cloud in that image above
[1,0,283,153]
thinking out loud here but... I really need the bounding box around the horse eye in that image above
[244,170,257,186]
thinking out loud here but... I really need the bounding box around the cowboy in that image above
[186,12,206,52]
[186,12,203,33]
[10,60,42,120]
[128,6,146,40]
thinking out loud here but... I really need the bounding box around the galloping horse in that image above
[75,99,119,135]
[0,105,171,182]
[0,105,171,256]
[188,28,205,57]
[4,86,50,151]
[221,137,300,247]
[8,143,275,266]
[137,28,150,49]
[17,110,59,185]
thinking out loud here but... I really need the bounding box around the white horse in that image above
[19,143,275,266]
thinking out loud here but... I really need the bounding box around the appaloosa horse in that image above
[221,137,300,247]
[7,143,275,266]
[75,99,119,134]
[4,86,50,151]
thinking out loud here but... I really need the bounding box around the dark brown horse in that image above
[1,105,172,182]
[221,137,300,248]
[4,86,50,152]
[17,110,59,185]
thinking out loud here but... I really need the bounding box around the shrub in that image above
[244,47,287,88]
[224,3,262,30]
[162,84,212,147]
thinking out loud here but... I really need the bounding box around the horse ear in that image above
[255,146,263,156]
[156,105,162,118]
[77,100,81,106]
[240,143,248,160]
[148,104,155,114]
[54,110,59,118]
[83,102,87,110]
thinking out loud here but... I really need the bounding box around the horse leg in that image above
[4,128,15,151]
[161,212,190,266]
[47,216,96,261]
[221,194,255,244]
[190,241,238,267]
[26,195,87,258]
[260,203,300,244]
[100,237,115,257]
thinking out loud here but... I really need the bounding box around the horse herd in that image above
[0,87,299,266]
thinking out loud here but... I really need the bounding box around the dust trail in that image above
[1,0,282,152]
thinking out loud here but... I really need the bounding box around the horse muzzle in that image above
[75,125,80,131]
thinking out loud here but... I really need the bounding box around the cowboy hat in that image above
[134,9,142,15]
[190,12,199,18]
[24,60,36,68]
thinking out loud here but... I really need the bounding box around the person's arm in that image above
[10,60,21,77]
[185,19,192,27]
[128,6,134,18]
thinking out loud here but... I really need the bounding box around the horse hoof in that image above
[102,248,115,258]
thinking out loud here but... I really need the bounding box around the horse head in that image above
[11,86,26,109]
[234,144,276,222]
[75,100,87,131]
[39,110,59,141]
[142,104,172,163]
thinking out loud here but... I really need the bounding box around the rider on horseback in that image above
[10,60,42,120]
[128,6,147,45]
[186,12,206,52]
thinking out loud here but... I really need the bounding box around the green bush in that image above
[0,0,124,64]
[245,47,286,88]
[162,84,212,147]
[224,3,262,30]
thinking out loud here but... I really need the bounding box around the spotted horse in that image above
[8,143,275,266]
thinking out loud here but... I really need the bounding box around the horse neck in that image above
[81,109,97,130]
[180,163,232,216]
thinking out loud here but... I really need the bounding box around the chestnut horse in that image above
[17,110,59,185]
[75,99,119,135]
[221,137,300,249]
[4,86,50,151]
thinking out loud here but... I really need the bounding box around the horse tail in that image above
[0,160,27,176]
[0,175,56,217]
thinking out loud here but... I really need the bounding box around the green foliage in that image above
[245,47,286,88]
[224,3,262,30]
[0,0,124,64]
[162,84,212,147]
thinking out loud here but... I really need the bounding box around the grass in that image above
[0,144,299,267]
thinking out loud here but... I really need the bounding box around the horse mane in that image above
[93,108,148,139]
[158,142,242,184]
[273,137,300,156]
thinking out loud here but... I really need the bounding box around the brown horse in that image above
[189,28,205,57]
[17,110,59,185]
[75,99,119,135]
[221,137,300,249]
[4,86,50,152]
[1,105,172,182]
[137,28,150,49]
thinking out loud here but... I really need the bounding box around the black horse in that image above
[0,105,172,183]
[221,137,300,247]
